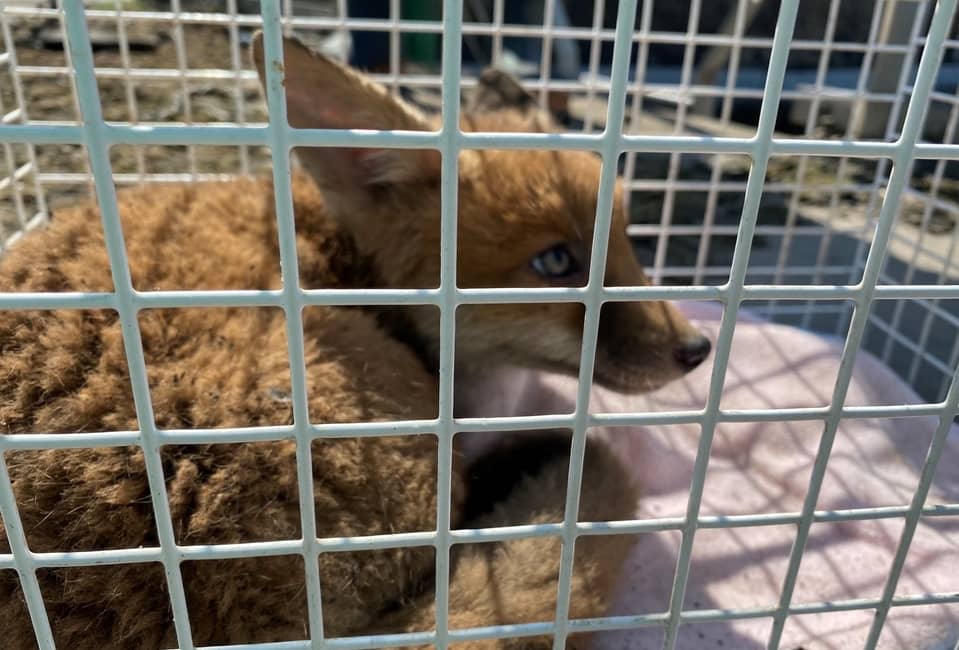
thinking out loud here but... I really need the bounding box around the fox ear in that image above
[470,68,537,113]
[251,32,440,210]
[469,67,555,131]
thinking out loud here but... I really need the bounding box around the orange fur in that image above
[0,36,707,648]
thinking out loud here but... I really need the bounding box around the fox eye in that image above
[531,244,580,280]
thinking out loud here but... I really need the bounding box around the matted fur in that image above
[0,36,706,649]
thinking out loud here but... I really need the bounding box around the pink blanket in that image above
[459,302,959,649]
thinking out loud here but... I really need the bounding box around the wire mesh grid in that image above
[0,1,957,649]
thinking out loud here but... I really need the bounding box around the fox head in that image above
[252,34,710,393]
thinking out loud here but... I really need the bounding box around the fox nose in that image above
[674,335,711,371]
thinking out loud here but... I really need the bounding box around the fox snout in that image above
[589,227,712,393]
[674,334,712,371]
[594,298,711,393]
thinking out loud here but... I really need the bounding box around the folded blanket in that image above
[458,301,959,650]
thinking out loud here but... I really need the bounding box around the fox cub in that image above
[0,34,709,649]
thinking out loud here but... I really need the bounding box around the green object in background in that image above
[401,0,441,67]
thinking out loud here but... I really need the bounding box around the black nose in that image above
[674,335,711,371]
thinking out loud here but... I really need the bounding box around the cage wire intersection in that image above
[0,0,958,649]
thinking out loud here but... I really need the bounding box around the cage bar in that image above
[0,1,955,649]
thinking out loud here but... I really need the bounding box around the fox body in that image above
[0,36,708,648]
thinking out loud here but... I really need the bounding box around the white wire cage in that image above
[0,0,957,649]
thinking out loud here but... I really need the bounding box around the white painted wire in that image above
[537,0,557,111]
[619,0,653,216]
[881,98,959,369]
[257,5,326,644]
[226,0,251,175]
[766,1,959,646]
[908,221,959,388]
[113,0,147,180]
[389,0,400,94]
[551,2,638,647]
[0,2,956,649]
[491,0,505,65]
[0,450,55,647]
[693,0,751,286]
[798,0,895,330]
[0,4,927,56]
[660,3,801,646]
[769,0,842,291]
[0,102,28,233]
[580,0,605,133]
[51,0,91,208]
[61,4,197,648]
[651,0,703,286]
[433,0,466,646]
[835,1,932,339]
[170,0,198,179]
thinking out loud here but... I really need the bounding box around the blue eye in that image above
[531,244,580,279]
